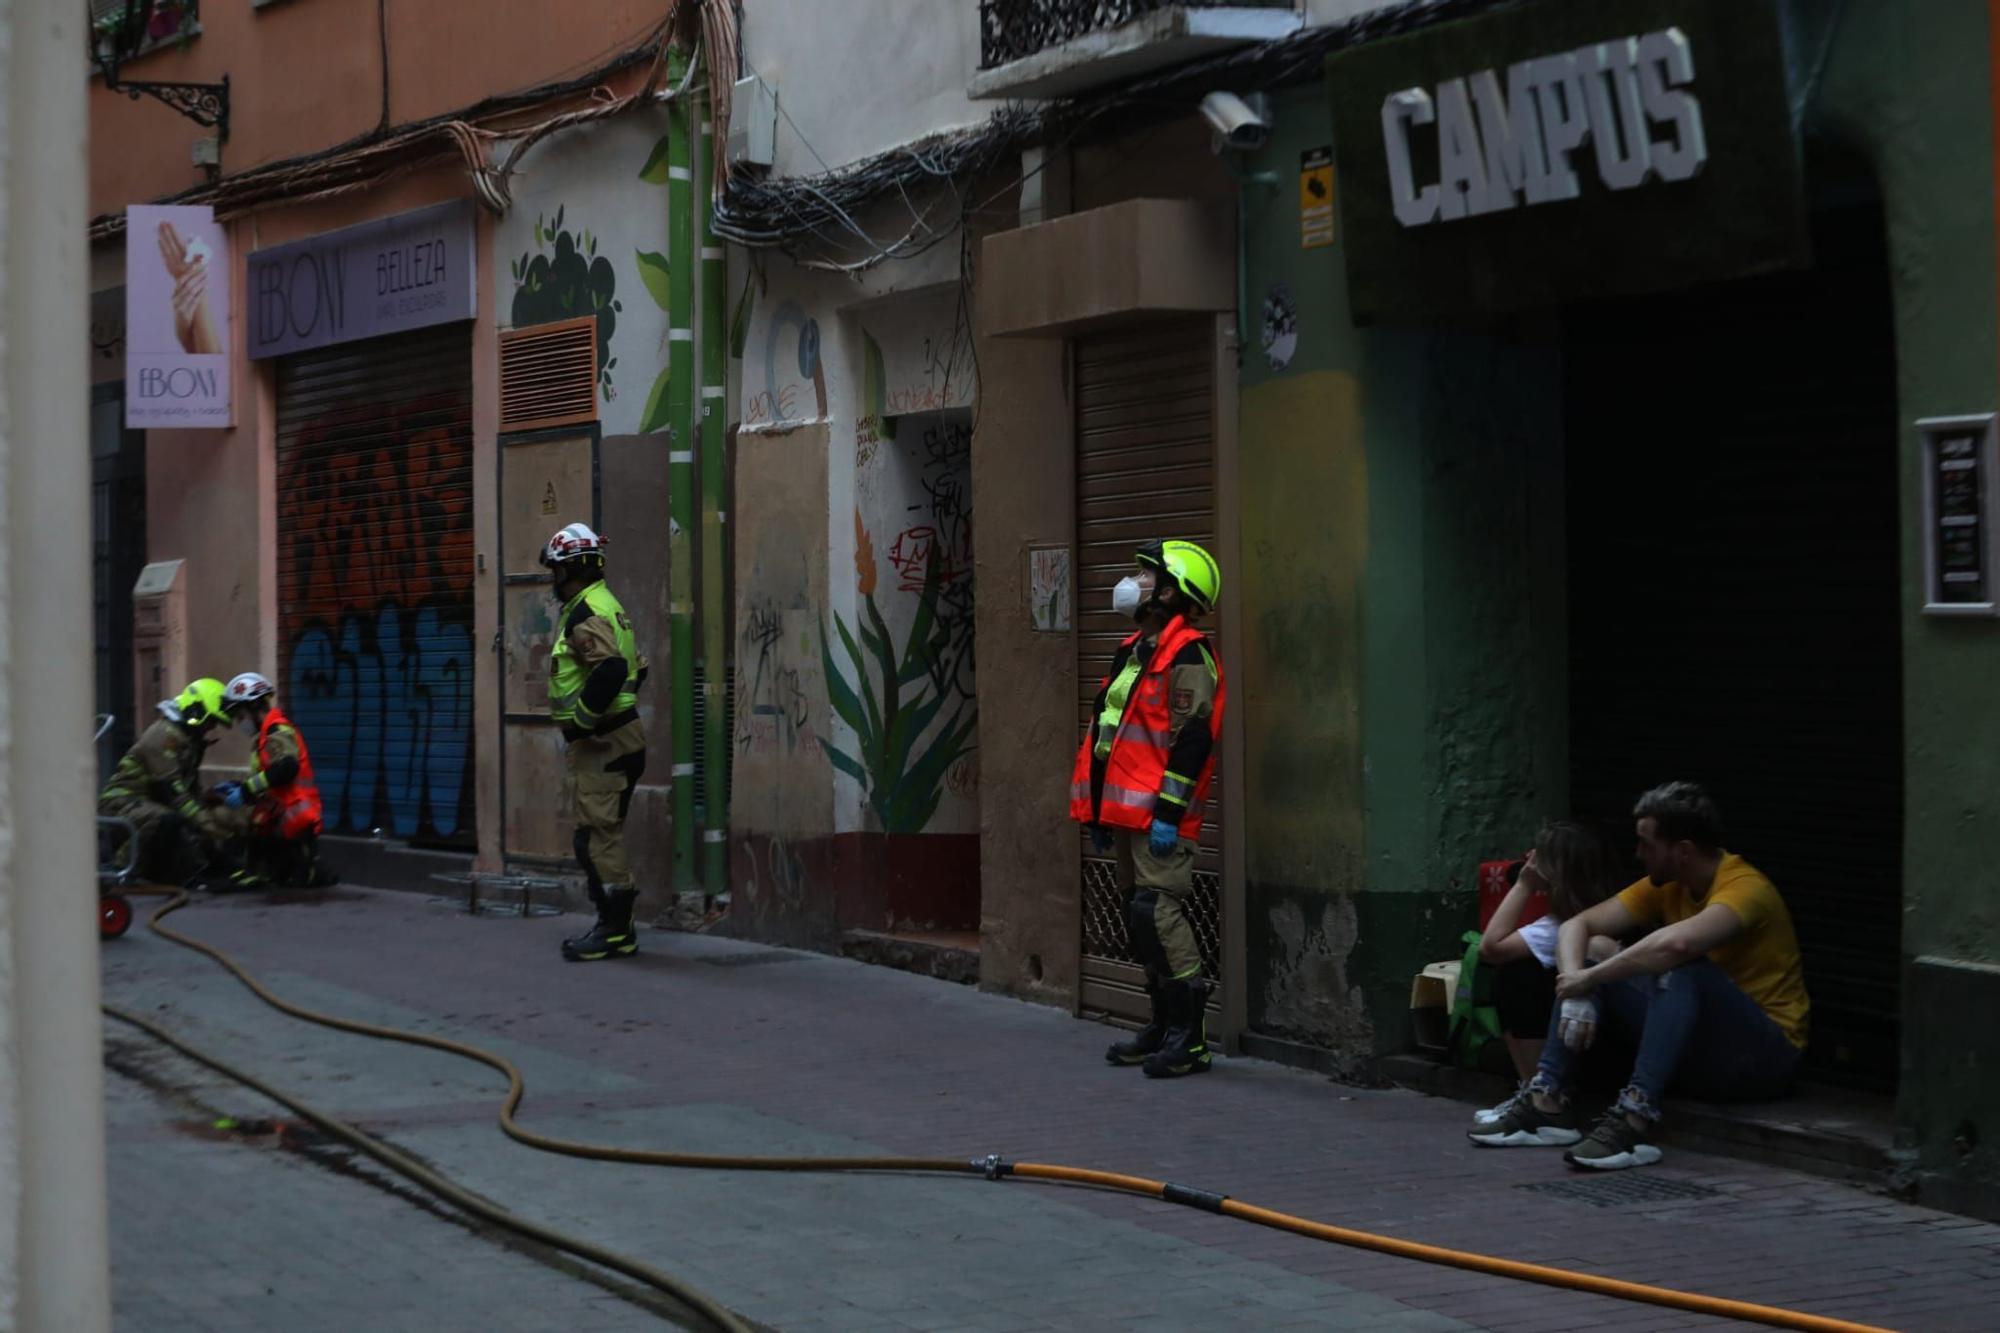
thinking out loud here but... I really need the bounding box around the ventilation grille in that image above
[499,317,599,432]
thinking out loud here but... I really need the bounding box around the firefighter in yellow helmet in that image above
[542,522,650,962]
[1069,539,1227,1077]
[99,677,236,884]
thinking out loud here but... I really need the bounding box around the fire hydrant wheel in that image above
[101,894,133,940]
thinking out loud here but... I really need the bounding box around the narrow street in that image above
[102,889,2000,1332]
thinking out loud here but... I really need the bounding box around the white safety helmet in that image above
[541,521,608,568]
[224,671,275,709]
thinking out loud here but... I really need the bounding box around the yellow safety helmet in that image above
[1136,539,1221,614]
[171,678,230,728]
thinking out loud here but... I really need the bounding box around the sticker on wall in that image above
[1261,284,1299,373]
[1300,145,1335,249]
[1028,545,1072,632]
[542,482,559,515]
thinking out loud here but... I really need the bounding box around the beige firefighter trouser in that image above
[1113,828,1203,981]
[563,717,647,889]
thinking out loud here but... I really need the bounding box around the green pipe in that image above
[697,98,730,895]
[666,51,697,895]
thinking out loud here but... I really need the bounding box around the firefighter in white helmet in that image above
[542,522,650,961]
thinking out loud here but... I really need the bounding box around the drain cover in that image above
[700,950,810,968]
[1520,1175,1723,1207]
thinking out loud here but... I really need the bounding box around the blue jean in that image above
[1533,959,1801,1120]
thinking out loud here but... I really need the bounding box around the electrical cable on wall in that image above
[710,0,1536,267]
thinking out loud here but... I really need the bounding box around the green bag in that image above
[1446,929,1504,1070]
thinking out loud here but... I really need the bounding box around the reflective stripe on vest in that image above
[549,581,640,725]
[257,707,323,840]
[1067,616,1227,838]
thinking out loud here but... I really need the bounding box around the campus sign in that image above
[1328,0,1805,322]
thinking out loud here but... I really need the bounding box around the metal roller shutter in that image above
[1074,318,1224,1022]
[276,323,477,846]
[1565,200,1902,1088]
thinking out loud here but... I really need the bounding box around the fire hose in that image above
[106,888,1898,1333]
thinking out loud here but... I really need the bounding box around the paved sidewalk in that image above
[101,887,2000,1331]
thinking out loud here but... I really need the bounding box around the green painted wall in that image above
[1801,0,2000,1214]
[1235,86,1565,1066]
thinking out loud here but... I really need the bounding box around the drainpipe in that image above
[666,49,698,896]
[697,104,730,896]
[1229,162,1281,353]
[3,0,112,1325]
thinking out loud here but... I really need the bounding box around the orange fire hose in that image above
[110,888,1898,1333]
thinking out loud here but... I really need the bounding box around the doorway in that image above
[1563,186,1904,1087]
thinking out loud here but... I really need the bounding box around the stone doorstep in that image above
[317,834,475,898]
[839,928,981,986]
[1377,1052,1896,1186]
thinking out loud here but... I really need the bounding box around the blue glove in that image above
[1088,825,1112,855]
[215,781,246,809]
[1148,818,1179,857]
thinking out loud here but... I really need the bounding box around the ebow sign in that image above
[1326,0,1805,323]
[1382,28,1706,228]
[247,200,476,359]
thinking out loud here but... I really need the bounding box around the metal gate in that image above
[276,323,476,846]
[1565,198,1903,1088]
[1074,319,1224,1021]
[91,385,146,781]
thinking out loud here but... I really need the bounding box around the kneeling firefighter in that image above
[1071,539,1226,1078]
[542,522,650,962]
[211,671,333,889]
[99,677,235,883]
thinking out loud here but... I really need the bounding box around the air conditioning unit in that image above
[727,74,777,170]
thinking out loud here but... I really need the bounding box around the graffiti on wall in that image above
[890,419,974,703]
[279,405,475,841]
[736,599,820,756]
[509,205,621,399]
[820,512,978,834]
[497,112,673,439]
[747,299,826,426]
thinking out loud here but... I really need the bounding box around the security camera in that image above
[1200,91,1272,152]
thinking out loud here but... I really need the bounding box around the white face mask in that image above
[237,714,258,735]
[1112,577,1145,618]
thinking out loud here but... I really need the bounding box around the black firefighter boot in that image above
[561,882,610,957]
[562,887,639,962]
[1142,977,1215,1079]
[1105,977,1169,1066]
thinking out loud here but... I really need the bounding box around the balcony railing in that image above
[978,0,1279,70]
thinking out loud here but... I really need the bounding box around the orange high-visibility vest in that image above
[256,706,323,840]
[1068,616,1224,839]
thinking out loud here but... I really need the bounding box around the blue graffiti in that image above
[287,603,474,840]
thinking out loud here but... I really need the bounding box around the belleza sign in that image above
[1381,28,1705,229]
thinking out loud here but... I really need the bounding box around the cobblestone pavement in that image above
[100,887,2000,1331]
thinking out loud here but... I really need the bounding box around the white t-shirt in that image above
[1518,915,1561,969]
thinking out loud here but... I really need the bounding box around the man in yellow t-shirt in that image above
[1468,781,1810,1171]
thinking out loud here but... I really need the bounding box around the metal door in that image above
[499,429,599,866]
[1074,318,1223,1022]
[1565,199,1903,1087]
[91,385,145,781]
[276,323,476,845]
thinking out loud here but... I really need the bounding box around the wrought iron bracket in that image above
[107,72,230,140]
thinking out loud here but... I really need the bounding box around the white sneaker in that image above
[1471,1082,1529,1127]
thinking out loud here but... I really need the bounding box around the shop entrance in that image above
[1563,184,1904,1088]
